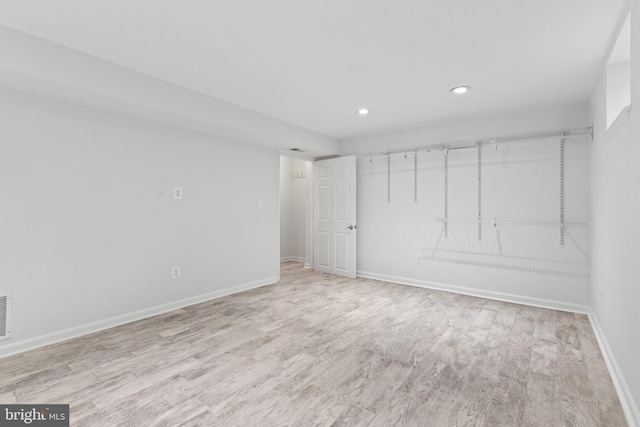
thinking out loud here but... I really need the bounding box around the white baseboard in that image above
[303,263,312,269]
[0,276,278,359]
[280,256,306,263]
[3,269,636,427]
[588,311,639,427]
[356,270,591,314]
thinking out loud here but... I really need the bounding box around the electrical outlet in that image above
[172,266,181,279]
[174,187,183,200]
[416,254,423,264]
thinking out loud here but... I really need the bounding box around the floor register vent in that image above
[0,295,10,341]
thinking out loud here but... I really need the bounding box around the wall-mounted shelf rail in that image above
[434,218,589,227]
[360,127,592,160]
[364,126,591,250]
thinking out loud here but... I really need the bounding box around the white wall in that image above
[341,102,592,309]
[590,3,640,423]
[279,156,309,262]
[0,90,279,356]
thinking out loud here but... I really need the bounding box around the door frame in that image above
[304,160,314,269]
[277,154,315,279]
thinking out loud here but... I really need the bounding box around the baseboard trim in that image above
[280,256,306,263]
[356,270,591,314]
[3,270,635,427]
[588,311,640,427]
[0,276,278,359]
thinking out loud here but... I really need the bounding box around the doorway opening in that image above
[279,155,313,273]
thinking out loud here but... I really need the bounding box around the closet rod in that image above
[361,126,592,160]
[434,218,589,227]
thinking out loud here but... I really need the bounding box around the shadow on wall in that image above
[425,221,590,277]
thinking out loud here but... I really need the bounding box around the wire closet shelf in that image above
[359,126,592,275]
[359,126,592,160]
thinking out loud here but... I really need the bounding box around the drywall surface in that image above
[0,25,339,158]
[341,102,592,307]
[590,4,640,423]
[0,91,279,353]
[279,156,309,261]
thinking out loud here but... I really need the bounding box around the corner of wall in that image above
[588,310,640,427]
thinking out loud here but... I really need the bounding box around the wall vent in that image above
[0,295,10,341]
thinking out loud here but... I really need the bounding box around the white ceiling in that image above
[0,0,628,139]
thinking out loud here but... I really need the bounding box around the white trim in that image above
[588,310,640,427]
[276,160,281,283]
[305,160,314,272]
[0,276,277,359]
[356,270,591,314]
[280,256,306,263]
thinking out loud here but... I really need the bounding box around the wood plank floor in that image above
[0,262,627,426]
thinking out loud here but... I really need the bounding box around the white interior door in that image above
[314,156,357,278]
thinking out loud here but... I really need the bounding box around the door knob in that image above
[345,225,356,230]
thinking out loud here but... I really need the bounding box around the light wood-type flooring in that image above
[0,262,627,426]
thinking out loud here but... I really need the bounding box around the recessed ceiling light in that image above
[358,108,369,115]
[450,86,471,95]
